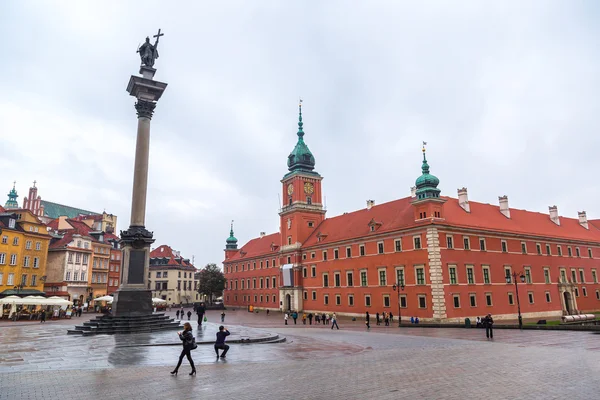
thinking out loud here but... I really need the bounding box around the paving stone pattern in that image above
[1,310,599,399]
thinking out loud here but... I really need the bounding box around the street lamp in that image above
[392,282,405,327]
[506,272,526,329]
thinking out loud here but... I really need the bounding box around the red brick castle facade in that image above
[223,104,600,322]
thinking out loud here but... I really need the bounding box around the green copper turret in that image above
[287,100,316,173]
[225,220,238,250]
[4,182,19,209]
[415,146,441,200]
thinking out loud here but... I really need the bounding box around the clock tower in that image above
[279,101,325,311]
[280,101,325,248]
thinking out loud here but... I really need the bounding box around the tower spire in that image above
[5,181,19,209]
[414,142,440,200]
[225,219,238,250]
[286,99,316,173]
[297,98,304,139]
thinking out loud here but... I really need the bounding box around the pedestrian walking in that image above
[365,311,370,329]
[322,313,326,325]
[196,303,206,326]
[292,311,298,325]
[376,312,380,325]
[326,313,330,325]
[390,312,394,324]
[40,309,46,323]
[308,313,313,325]
[187,310,192,321]
[221,311,226,322]
[302,313,307,325]
[315,314,320,324]
[176,310,180,320]
[483,313,494,339]
[266,309,270,316]
[284,312,289,325]
[214,325,231,358]
[331,313,339,330]
[171,322,196,376]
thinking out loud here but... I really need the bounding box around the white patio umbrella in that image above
[92,295,114,302]
[46,296,73,306]
[0,295,21,305]
[152,298,167,303]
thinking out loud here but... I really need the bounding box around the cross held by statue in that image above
[154,29,164,42]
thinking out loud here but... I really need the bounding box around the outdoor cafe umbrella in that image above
[152,298,167,303]
[93,295,114,303]
[46,296,73,306]
[0,295,21,305]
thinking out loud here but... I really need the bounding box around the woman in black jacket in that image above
[171,322,196,376]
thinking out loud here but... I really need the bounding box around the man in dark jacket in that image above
[196,303,206,326]
[483,313,494,339]
[214,325,230,358]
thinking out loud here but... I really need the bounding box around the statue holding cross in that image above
[137,29,164,68]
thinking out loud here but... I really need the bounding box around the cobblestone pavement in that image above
[1,309,599,399]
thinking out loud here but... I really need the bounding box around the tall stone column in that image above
[112,64,167,317]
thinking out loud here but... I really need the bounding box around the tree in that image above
[196,263,227,304]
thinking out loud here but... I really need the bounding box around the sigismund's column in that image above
[112,30,167,317]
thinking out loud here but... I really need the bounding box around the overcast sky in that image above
[1,1,599,268]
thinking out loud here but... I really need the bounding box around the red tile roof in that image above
[302,196,600,246]
[228,196,600,260]
[226,232,281,261]
[150,245,196,270]
[442,197,600,242]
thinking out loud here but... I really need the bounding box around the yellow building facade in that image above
[0,209,50,295]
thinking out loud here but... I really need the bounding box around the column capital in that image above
[120,225,155,249]
[135,100,157,119]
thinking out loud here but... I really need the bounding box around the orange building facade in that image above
[223,105,600,322]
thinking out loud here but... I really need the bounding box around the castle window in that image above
[359,245,365,256]
[546,244,551,256]
[536,243,542,255]
[308,221,314,228]
[413,237,421,250]
[447,236,453,249]
[557,246,562,256]
[479,238,486,251]
[521,242,527,254]
[501,240,507,253]
[346,247,352,258]
[288,197,292,206]
[307,197,312,205]
[463,237,470,250]
[378,242,384,254]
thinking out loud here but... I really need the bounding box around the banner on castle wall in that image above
[282,264,293,287]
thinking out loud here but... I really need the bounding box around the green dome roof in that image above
[225,221,238,250]
[415,148,441,200]
[4,182,19,209]
[287,102,316,172]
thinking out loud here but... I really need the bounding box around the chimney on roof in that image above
[366,200,375,210]
[498,195,510,218]
[578,211,588,230]
[457,188,470,213]
[549,205,560,226]
[260,232,266,238]
[410,186,416,198]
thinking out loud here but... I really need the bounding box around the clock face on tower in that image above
[304,182,314,195]
[287,184,294,195]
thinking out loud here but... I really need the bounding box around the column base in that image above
[112,289,153,317]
